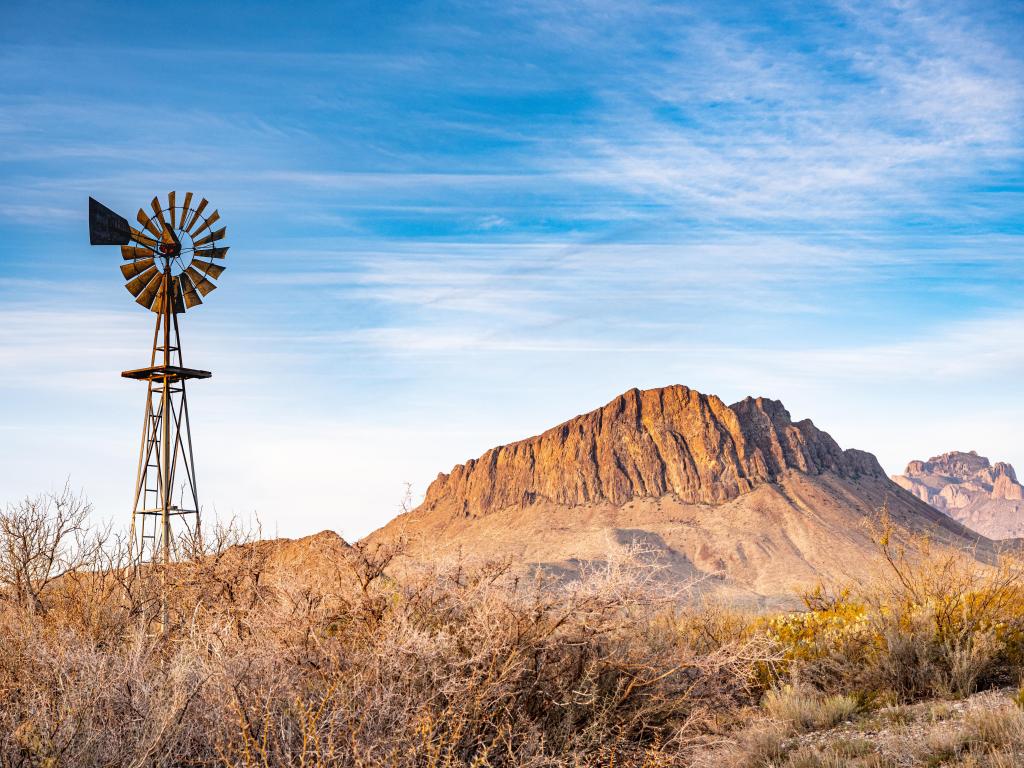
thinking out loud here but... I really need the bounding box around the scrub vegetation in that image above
[2,487,1024,767]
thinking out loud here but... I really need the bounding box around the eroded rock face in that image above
[892,451,1024,539]
[421,385,885,516]
[366,385,986,604]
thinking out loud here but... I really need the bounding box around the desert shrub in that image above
[6,491,1024,766]
[0,491,776,767]
[763,516,1024,703]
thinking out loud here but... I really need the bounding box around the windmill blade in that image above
[160,222,178,248]
[121,245,155,260]
[190,259,226,280]
[120,257,154,280]
[195,277,217,296]
[150,196,169,233]
[192,226,226,248]
[130,227,158,248]
[179,192,193,231]
[179,271,203,309]
[152,281,181,315]
[168,191,176,228]
[185,198,208,233]
[185,266,217,296]
[194,246,228,259]
[125,265,159,296]
[190,210,220,237]
[151,283,165,315]
[137,209,162,238]
[136,271,164,309]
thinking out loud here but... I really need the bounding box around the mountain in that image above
[365,385,986,606]
[892,451,1024,539]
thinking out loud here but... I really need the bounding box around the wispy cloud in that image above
[559,0,1024,224]
[1,0,1022,536]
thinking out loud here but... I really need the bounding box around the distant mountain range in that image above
[892,451,1024,539]
[365,385,987,606]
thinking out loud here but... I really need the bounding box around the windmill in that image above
[88,193,228,571]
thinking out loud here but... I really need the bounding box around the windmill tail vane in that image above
[88,193,230,579]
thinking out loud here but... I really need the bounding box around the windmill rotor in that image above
[119,191,230,313]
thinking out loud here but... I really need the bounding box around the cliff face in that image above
[367,385,984,605]
[892,451,1024,539]
[421,385,885,516]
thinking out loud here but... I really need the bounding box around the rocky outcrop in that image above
[421,385,885,516]
[367,385,984,605]
[892,451,1024,539]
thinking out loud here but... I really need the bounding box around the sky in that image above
[0,0,1022,542]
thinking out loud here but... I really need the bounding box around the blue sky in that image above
[1,0,1022,540]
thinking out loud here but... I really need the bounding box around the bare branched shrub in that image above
[0,491,780,767]
[0,483,106,613]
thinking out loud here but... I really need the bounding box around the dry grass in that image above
[761,685,858,733]
[4,489,1024,766]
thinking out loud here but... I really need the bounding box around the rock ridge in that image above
[892,451,1024,539]
[421,385,884,516]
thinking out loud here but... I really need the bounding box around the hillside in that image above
[892,451,1024,539]
[365,385,987,604]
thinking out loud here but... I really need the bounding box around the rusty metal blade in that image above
[137,209,161,238]
[190,210,220,238]
[126,266,159,297]
[168,192,176,229]
[179,271,203,309]
[136,271,164,309]
[194,246,228,259]
[150,196,168,233]
[185,198,208,233]
[179,192,193,231]
[121,245,155,260]
[130,227,158,248]
[190,259,226,280]
[191,226,226,248]
[125,265,158,296]
[180,270,203,307]
[153,281,180,314]
[160,222,178,248]
[185,266,217,296]
[120,258,155,280]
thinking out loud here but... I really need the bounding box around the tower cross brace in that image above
[122,265,210,567]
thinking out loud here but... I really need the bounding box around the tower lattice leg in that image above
[128,305,204,566]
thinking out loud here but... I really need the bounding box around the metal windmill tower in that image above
[88,193,228,568]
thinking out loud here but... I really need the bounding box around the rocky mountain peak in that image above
[904,450,991,482]
[420,384,884,517]
[893,451,1024,539]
